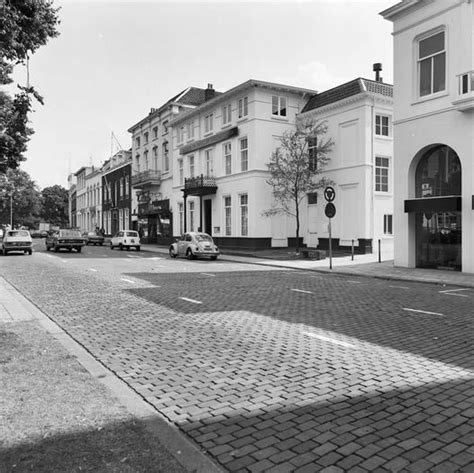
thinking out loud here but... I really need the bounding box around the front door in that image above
[204,199,212,235]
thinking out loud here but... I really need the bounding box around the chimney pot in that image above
[373,63,383,82]
[204,83,215,101]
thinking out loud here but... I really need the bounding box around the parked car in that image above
[30,230,42,238]
[1,229,33,255]
[110,230,141,251]
[169,232,219,260]
[83,231,105,246]
[39,230,49,238]
[46,229,85,253]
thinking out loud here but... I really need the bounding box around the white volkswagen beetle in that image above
[169,232,219,260]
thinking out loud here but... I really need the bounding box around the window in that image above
[308,137,317,171]
[178,159,184,185]
[163,142,169,172]
[144,132,149,144]
[152,126,158,139]
[144,150,149,170]
[418,30,446,97]
[205,149,213,176]
[125,176,129,196]
[188,155,195,178]
[224,142,232,175]
[120,177,124,199]
[307,192,318,205]
[224,196,232,236]
[162,121,168,134]
[189,201,195,232]
[240,194,248,236]
[186,121,194,140]
[240,138,248,171]
[375,115,389,136]
[153,146,158,170]
[178,203,184,234]
[124,208,129,230]
[135,136,140,148]
[204,113,214,133]
[222,104,232,125]
[375,156,390,192]
[272,95,287,117]
[135,154,140,174]
[238,96,248,118]
[177,126,184,144]
[384,214,393,235]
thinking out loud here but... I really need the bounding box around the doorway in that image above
[204,199,212,235]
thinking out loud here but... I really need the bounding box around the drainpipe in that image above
[370,100,375,254]
[183,195,187,232]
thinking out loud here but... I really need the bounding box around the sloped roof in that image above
[302,78,393,113]
[168,87,223,106]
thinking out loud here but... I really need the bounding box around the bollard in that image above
[378,239,381,263]
[351,239,354,261]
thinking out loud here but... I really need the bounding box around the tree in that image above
[41,185,69,226]
[0,0,60,173]
[263,116,334,254]
[0,168,42,228]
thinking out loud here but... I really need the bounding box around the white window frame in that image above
[384,214,393,235]
[178,202,184,235]
[186,121,194,140]
[240,194,248,236]
[238,96,248,119]
[153,146,158,170]
[417,29,446,98]
[375,156,390,193]
[240,138,248,172]
[204,113,214,134]
[189,201,195,232]
[188,155,195,178]
[375,114,390,137]
[205,148,214,176]
[144,131,149,144]
[177,126,184,144]
[272,95,287,117]
[224,142,232,175]
[222,104,232,125]
[152,126,158,139]
[224,196,232,236]
[178,159,184,186]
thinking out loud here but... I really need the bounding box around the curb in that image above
[3,278,224,473]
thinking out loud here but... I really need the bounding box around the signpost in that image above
[324,187,336,269]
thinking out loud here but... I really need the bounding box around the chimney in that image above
[373,63,383,82]
[204,83,215,101]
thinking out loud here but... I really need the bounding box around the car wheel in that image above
[119,244,123,251]
[136,246,140,251]
[3,250,7,256]
[54,244,59,253]
[126,246,130,251]
[169,247,177,258]
[77,247,82,253]
[186,248,195,260]
[211,255,217,260]
[100,243,103,246]
[46,244,50,251]
[28,249,32,255]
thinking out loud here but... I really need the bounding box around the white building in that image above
[168,79,316,249]
[299,75,394,255]
[382,0,473,273]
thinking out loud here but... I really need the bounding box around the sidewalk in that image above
[142,244,474,288]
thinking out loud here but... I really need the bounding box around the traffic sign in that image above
[325,202,336,218]
[324,186,336,202]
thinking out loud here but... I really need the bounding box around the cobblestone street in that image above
[1,251,473,472]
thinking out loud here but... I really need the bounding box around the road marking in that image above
[89,268,97,272]
[150,257,163,260]
[179,297,202,304]
[346,280,361,284]
[291,288,313,294]
[201,273,216,277]
[61,260,68,263]
[403,308,444,316]
[389,285,410,289]
[439,288,470,297]
[302,332,355,348]
[120,278,135,284]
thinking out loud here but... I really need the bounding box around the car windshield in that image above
[87,232,98,236]
[7,230,29,237]
[195,233,213,243]
[59,230,82,237]
[126,231,138,237]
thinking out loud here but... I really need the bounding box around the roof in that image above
[128,87,222,132]
[301,78,393,113]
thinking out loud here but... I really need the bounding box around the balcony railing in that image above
[183,174,218,197]
[131,170,161,188]
[452,71,474,111]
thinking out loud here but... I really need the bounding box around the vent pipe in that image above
[373,63,383,82]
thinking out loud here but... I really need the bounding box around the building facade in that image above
[382,0,473,273]
[128,85,218,244]
[74,166,92,232]
[169,79,317,249]
[101,150,132,236]
[299,76,394,254]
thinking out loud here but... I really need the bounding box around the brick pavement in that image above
[1,255,473,472]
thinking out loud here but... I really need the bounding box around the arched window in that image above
[415,145,461,198]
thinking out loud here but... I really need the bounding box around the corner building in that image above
[382,0,473,273]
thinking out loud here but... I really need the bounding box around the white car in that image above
[2,229,33,255]
[110,230,141,251]
[169,232,219,260]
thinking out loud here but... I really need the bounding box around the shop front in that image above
[137,196,172,244]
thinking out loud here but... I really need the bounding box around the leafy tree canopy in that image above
[0,0,60,173]
[41,184,69,226]
[264,116,334,252]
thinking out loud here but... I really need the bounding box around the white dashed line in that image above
[179,297,202,304]
[389,285,410,289]
[201,273,216,277]
[120,278,135,284]
[346,280,361,284]
[302,332,355,348]
[403,308,444,316]
[439,288,470,297]
[291,288,313,294]
[89,268,97,272]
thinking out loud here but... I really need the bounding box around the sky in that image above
[11,0,395,190]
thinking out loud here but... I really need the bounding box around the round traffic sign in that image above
[324,186,336,202]
[325,202,336,219]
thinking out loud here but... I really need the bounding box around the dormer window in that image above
[418,30,446,97]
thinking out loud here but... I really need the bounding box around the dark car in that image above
[83,231,105,246]
[46,229,85,253]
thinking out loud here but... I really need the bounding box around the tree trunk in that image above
[295,197,300,254]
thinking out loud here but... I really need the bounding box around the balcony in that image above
[452,71,474,111]
[183,174,218,197]
[132,170,161,189]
